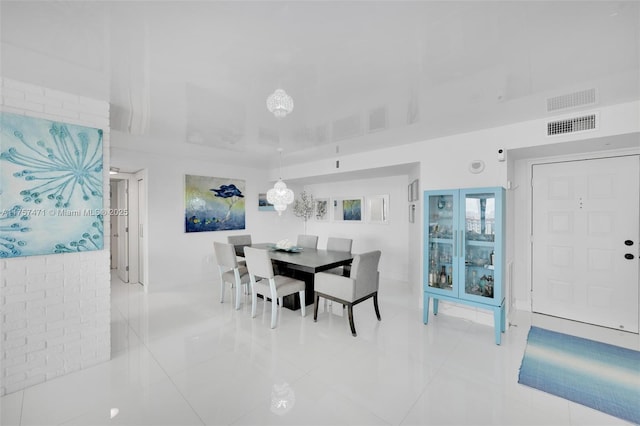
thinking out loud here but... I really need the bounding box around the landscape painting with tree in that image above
[185,174,245,232]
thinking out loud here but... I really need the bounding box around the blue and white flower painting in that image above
[185,174,245,232]
[0,112,104,258]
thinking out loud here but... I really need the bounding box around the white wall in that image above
[0,78,111,396]
[278,101,640,320]
[111,101,639,324]
[110,143,308,291]
[303,174,411,282]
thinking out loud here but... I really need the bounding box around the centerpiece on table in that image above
[271,239,303,253]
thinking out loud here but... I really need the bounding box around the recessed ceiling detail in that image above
[332,114,362,142]
[368,106,388,133]
[1,1,637,166]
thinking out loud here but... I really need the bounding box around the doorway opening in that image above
[109,169,148,288]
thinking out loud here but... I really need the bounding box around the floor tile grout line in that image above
[115,290,208,426]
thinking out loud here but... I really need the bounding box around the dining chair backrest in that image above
[213,242,238,269]
[297,234,318,249]
[227,234,252,247]
[327,237,352,252]
[243,247,274,280]
[351,250,381,300]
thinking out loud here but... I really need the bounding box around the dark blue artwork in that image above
[185,175,246,232]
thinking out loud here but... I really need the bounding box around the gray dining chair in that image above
[296,234,318,249]
[214,242,251,310]
[325,237,353,276]
[227,234,252,265]
[243,247,306,328]
[314,250,381,336]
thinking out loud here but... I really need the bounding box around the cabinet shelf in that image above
[466,240,495,247]
[429,236,454,243]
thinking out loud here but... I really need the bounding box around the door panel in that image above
[137,176,146,286]
[532,155,639,333]
[116,179,129,283]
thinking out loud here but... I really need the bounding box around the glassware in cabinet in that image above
[423,187,506,345]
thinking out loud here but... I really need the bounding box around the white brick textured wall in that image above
[0,77,111,396]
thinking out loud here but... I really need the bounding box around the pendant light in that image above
[267,148,294,215]
[266,89,294,119]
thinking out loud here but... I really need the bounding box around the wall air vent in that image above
[547,113,597,136]
[546,88,597,112]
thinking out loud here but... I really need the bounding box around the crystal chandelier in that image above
[267,148,294,215]
[266,89,294,119]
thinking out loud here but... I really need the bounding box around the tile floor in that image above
[2,274,638,425]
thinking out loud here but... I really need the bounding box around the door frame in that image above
[109,169,149,291]
[530,155,639,331]
[510,146,640,316]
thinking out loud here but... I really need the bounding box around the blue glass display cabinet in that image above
[423,187,506,344]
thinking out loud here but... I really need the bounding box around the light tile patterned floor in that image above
[2,274,638,425]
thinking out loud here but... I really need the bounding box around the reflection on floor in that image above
[2,274,638,425]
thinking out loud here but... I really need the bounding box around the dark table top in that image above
[236,242,353,274]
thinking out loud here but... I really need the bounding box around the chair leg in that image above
[373,292,381,320]
[219,271,225,303]
[300,290,306,317]
[235,283,241,310]
[347,305,356,336]
[271,298,278,329]
[251,287,257,318]
[314,293,320,321]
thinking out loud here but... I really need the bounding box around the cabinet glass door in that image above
[462,191,496,300]
[426,193,455,292]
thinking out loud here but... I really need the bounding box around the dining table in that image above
[234,242,354,310]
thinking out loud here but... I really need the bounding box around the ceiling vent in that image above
[368,106,387,133]
[331,114,362,142]
[546,88,597,112]
[547,113,598,136]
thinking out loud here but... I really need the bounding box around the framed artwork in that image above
[409,203,416,223]
[258,193,275,211]
[0,112,104,258]
[185,174,245,232]
[314,198,329,221]
[333,197,363,222]
[366,194,389,224]
[408,183,413,201]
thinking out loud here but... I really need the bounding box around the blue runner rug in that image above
[518,326,640,424]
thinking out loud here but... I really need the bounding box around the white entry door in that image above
[532,155,639,333]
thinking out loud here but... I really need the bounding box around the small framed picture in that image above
[258,193,275,211]
[332,197,363,222]
[408,184,413,202]
[314,198,329,221]
[409,203,415,223]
